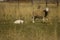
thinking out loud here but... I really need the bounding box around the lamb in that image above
[14,19,24,24]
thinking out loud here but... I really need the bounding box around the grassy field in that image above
[0,2,60,40]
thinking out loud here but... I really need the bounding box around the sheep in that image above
[32,7,49,23]
[14,19,24,24]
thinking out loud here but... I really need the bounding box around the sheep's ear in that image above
[37,5,41,9]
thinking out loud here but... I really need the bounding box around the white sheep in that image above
[14,19,24,24]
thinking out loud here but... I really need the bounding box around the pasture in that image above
[0,2,60,40]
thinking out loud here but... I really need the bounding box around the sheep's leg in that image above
[32,17,35,23]
[42,17,46,23]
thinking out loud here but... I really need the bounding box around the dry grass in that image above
[0,2,60,40]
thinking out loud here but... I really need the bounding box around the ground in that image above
[0,2,60,40]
